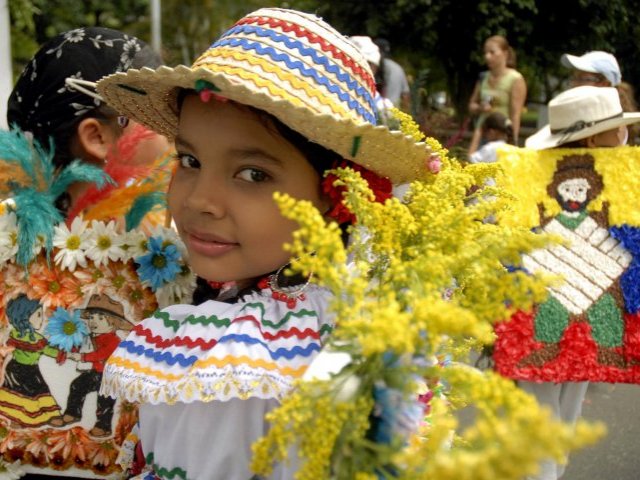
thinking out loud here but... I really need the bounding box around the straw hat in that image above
[525,86,640,150]
[96,8,430,184]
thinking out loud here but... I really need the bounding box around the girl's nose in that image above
[184,175,227,218]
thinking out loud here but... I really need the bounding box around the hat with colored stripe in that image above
[96,8,430,184]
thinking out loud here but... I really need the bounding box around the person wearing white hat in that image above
[522,85,640,480]
[350,35,396,126]
[526,85,640,150]
[561,50,621,87]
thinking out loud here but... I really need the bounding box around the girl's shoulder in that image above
[102,284,335,405]
[505,68,524,82]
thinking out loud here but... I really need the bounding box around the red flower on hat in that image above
[322,160,392,224]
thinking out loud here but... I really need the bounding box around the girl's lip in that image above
[185,231,239,257]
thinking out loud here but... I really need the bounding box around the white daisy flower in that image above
[155,267,196,308]
[0,212,19,263]
[85,220,125,267]
[53,216,90,271]
[120,229,149,261]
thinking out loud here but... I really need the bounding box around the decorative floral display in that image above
[45,308,89,352]
[0,127,187,476]
[251,136,604,479]
[492,147,640,383]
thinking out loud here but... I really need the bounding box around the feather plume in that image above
[125,192,167,231]
[0,128,111,266]
[80,147,173,228]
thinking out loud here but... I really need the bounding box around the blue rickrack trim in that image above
[213,27,376,125]
[216,333,321,360]
[119,340,198,367]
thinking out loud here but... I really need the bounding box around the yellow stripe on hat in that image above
[194,49,352,120]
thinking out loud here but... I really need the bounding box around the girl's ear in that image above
[73,117,119,165]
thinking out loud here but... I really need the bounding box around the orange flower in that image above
[24,430,51,463]
[27,262,74,309]
[58,272,85,308]
[115,401,138,443]
[90,440,118,468]
[1,263,28,307]
[47,427,95,462]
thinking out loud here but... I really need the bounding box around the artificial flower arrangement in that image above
[492,146,640,383]
[0,128,193,477]
[251,113,605,480]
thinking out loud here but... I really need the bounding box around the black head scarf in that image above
[7,27,160,157]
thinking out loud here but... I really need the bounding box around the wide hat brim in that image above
[525,113,640,150]
[97,65,431,184]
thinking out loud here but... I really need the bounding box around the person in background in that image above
[4,26,170,480]
[349,36,395,125]
[468,35,527,154]
[374,38,411,111]
[469,111,512,165]
[561,50,639,143]
[7,27,170,218]
[520,85,640,480]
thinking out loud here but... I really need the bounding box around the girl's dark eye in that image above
[177,154,200,169]
[236,168,269,183]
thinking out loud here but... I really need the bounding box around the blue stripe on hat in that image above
[213,25,376,124]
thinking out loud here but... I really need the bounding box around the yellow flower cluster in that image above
[402,365,604,480]
[251,134,604,478]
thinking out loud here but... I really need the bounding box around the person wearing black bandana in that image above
[5,27,168,480]
[7,26,169,218]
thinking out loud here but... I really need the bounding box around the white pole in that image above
[151,0,162,55]
[0,0,12,129]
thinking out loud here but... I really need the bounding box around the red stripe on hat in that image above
[237,16,376,93]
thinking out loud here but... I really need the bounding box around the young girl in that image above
[469,111,512,165]
[96,7,429,479]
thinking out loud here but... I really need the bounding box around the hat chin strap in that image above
[551,111,623,135]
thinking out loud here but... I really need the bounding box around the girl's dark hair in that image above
[178,90,346,304]
[6,294,41,341]
[482,111,513,141]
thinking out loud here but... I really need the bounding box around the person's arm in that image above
[509,74,527,145]
[468,81,483,115]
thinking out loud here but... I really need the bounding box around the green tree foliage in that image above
[9,0,640,119]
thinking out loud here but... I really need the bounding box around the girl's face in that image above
[484,41,507,70]
[29,308,44,330]
[169,96,329,288]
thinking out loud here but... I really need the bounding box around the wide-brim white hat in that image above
[97,8,431,184]
[525,86,640,150]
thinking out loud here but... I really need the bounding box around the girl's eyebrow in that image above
[174,136,196,151]
[229,148,284,166]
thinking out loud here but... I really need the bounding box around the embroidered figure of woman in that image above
[0,294,62,427]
